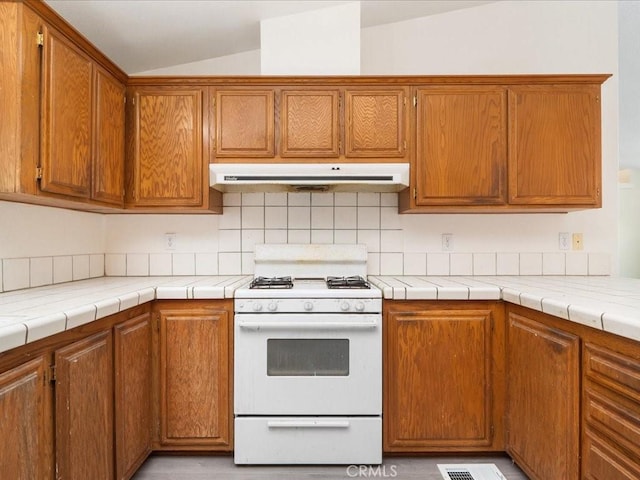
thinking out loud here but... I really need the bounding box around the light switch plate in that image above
[572,233,583,251]
[442,233,453,252]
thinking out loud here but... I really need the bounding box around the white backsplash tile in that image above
[54,256,73,283]
[265,192,287,206]
[242,229,265,252]
[126,253,150,276]
[566,253,588,275]
[218,206,241,229]
[288,207,310,229]
[265,229,288,244]
[150,253,172,275]
[312,192,334,206]
[288,192,311,206]
[357,230,380,253]
[3,258,29,291]
[380,253,403,275]
[265,206,288,229]
[542,252,566,275]
[334,206,357,229]
[380,230,402,252]
[218,229,241,252]
[311,206,334,229]
[427,253,450,276]
[105,254,126,276]
[30,257,53,287]
[403,253,427,276]
[358,192,380,206]
[380,207,401,229]
[381,193,398,207]
[367,253,381,275]
[195,253,218,275]
[287,229,311,244]
[334,192,357,206]
[241,252,255,274]
[242,192,264,206]
[450,253,473,275]
[497,253,520,275]
[311,230,334,244]
[223,192,241,206]
[219,252,241,274]
[89,254,104,278]
[519,253,543,275]
[241,206,265,229]
[588,253,611,275]
[357,207,380,229]
[334,230,357,244]
[72,255,90,280]
[172,253,195,275]
[473,253,497,275]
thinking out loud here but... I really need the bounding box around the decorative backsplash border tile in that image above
[1,254,104,293]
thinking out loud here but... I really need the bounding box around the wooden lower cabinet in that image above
[55,330,114,480]
[114,313,152,479]
[155,300,232,450]
[582,343,640,479]
[384,301,505,452]
[506,306,580,480]
[0,356,53,479]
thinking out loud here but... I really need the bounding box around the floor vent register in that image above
[438,464,507,480]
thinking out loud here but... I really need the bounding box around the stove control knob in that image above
[340,301,350,311]
[355,302,365,312]
[252,302,263,312]
[303,301,314,312]
[267,302,277,312]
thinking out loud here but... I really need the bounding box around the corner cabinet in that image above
[126,87,221,212]
[384,301,505,452]
[154,300,233,450]
[506,306,580,480]
[400,75,609,213]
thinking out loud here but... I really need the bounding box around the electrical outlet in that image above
[165,233,177,251]
[559,232,571,251]
[442,233,453,252]
[572,233,583,251]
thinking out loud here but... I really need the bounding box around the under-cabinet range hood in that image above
[209,163,410,193]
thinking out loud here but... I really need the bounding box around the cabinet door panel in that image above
[385,305,498,451]
[506,311,580,480]
[0,356,52,479]
[132,88,203,206]
[345,89,407,158]
[41,25,93,199]
[214,90,275,158]
[508,85,601,206]
[92,67,125,206]
[55,331,113,480]
[159,307,231,448]
[415,87,507,205]
[280,90,340,157]
[114,313,152,480]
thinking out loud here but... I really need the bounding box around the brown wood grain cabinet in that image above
[126,87,219,211]
[55,330,114,480]
[114,313,152,480]
[0,356,53,479]
[582,343,640,479]
[506,308,580,480]
[155,300,232,450]
[508,84,602,207]
[412,86,507,206]
[383,301,505,452]
[212,89,275,158]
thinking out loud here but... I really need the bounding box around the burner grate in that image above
[249,276,294,289]
[326,275,370,289]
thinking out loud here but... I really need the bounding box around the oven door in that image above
[234,313,381,415]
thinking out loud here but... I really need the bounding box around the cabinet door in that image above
[508,85,601,206]
[131,88,204,207]
[414,86,507,206]
[280,89,340,157]
[506,310,580,480]
[158,306,231,449]
[114,313,152,480]
[92,66,125,206]
[40,25,93,199]
[384,304,500,451]
[0,356,52,479]
[55,331,113,480]
[213,89,275,158]
[345,88,408,158]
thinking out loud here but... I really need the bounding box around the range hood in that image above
[209,163,410,193]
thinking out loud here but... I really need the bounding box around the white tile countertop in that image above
[369,276,640,342]
[0,276,250,354]
[1,275,639,355]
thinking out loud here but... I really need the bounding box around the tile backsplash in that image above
[1,192,612,292]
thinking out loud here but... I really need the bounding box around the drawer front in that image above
[584,386,640,450]
[584,344,640,402]
[234,417,381,465]
[583,427,640,480]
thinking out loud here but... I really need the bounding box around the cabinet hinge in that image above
[413,188,417,199]
[403,140,407,151]
[36,167,43,180]
[36,32,44,46]
[413,95,417,107]
[46,365,56,385]
[403,96,407,106]
[490,424,494,437]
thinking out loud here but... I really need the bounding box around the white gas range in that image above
[233,245,382,465]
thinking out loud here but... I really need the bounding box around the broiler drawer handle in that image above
[237,321,377,330]
[267,420,350,429]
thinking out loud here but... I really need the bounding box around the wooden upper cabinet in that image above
[55,331,114,480]
[213,89,275,158]
[414,86,507,206]
[508,85,601,207]
[92,67,125,206]
[0,356,52,480]
[129,87,205,207]
[506,309,580,480]
[345,88,408,158]
[280,89,340,157]
[40,25,93,199]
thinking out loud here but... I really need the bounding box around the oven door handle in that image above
[267,420,350,429]
[237,321,378,330]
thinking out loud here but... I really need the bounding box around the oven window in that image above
[267,339,349,376]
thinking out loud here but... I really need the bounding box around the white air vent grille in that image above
[438,464,507,480]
